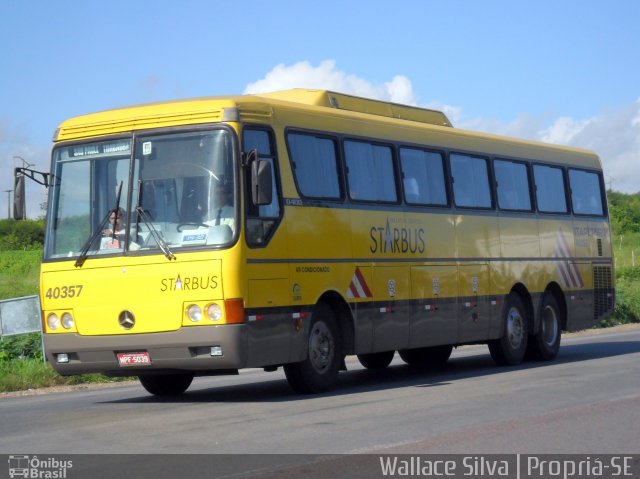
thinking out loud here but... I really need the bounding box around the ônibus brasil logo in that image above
[8,455,73,478]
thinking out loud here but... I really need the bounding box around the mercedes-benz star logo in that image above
[118,310,135,329]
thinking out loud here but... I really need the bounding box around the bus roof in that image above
[53,89,601,169]
[255,89,452,127]
[54,89,451,141]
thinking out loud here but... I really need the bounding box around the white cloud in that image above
[384,75,418,105]
[245,60,640,194]
[244,60,417,105]
[538,116,596,145]
[551,101,640,193]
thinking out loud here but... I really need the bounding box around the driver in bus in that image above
[101,207,126,249]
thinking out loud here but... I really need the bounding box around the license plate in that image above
[117,352,151,367]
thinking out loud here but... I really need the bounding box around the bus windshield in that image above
[45,128,236,260]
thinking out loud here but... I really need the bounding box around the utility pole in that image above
[4,189,13,219]
[606,175,615,192]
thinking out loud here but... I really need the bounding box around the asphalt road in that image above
[1,327,639,478]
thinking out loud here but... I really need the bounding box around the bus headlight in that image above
[61,312,75,329]
[187,304,203,322]
[206,303,223,321]
[47,313,60,330]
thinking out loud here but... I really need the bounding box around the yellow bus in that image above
[41,89,615,395]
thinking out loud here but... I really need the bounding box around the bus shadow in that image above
[101,338,640,404]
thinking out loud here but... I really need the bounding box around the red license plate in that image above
[117,352,151,366]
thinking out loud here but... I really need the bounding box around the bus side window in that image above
[450,153,492,208]
[533,164,568,214]
[568,168,604,216]
[243,128,281,246]
[399,147,447,206]
[494,159,532,211]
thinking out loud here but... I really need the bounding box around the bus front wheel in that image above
[284,302,341,393]
[489,293,528,365]
[138,373,194,396]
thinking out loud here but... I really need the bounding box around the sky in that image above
[1,0,639,218]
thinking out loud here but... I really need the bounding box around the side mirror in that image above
[251,159,273,206]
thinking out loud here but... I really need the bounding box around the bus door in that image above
[243,127,291,367]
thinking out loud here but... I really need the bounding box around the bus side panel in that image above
[568,218,615,330]
[246,278,292,367]
[565,263,596,331]
[538,217,594,331]
[497,212,541,334]
[409,265,458,348]
[371,265,410,352]
[499,214,541,259]
[457,264,491,343]
[244,213,292,367]
[454,214,499,343]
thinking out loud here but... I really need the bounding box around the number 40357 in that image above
[45,285,83,299]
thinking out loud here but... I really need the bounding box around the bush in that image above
[0,332,43,361]
[0,219,45,251]
[595,266,640,328]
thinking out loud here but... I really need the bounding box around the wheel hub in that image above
[309,321,334,373]
[541,304,559,347]
[506,307,525,349]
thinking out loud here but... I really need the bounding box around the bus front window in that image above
[45,139,132,260]
[131,129,236,252]
[44,129,236,261]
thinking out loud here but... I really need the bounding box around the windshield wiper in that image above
[135,180,176,261]
[74,211,111,267]
[75,181,123,268]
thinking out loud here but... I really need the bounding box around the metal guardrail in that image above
[0,295,42,337]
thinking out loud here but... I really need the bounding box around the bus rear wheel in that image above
[489,293,528,365]
[138,373,194,396]
[357,351,395,369]
[526,293,561,361]
[284,302,341,393]
[398,345,453,366]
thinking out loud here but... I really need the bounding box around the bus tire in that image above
[138,373,194,396]
[489,293,528,365]
[526,293,561,361]
[398,345,453,366]
[284,302,341,393]
[357,351,395,369]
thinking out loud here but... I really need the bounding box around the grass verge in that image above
[0,249,41,299]
[0,359,132,393]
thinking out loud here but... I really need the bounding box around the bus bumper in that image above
[43,324,248,376]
